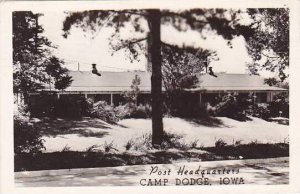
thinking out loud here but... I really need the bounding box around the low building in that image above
[34,71,286,106]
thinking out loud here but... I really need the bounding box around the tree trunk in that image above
[148,10,164,146]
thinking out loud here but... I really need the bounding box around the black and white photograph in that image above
[0,0,299,193]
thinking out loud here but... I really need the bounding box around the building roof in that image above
[46,71,286,93]
[190,73,287,92]
[56,71,152,93]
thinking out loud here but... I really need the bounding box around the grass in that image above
[32,117,110,138]
[30,117,288,152]
[202,143,289,159]
[15,117,289,171]
[14,150,219,172]
[215,138,227,147]
[15,143,289,172]
[61,144,71,152]
[185,117,228,128]
[124,139,135,151]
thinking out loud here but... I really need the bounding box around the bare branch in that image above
[114,37,147,51]
[261,52,281,59]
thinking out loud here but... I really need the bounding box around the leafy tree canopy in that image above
[123,74,141,104]
[62,9,253,61]
[246,8,289,81]
[62,8,289,81]
[13,11,72,97]
[162,43,217,91]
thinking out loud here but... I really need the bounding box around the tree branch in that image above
[261,52,281,59]
[115,37,147,51]
[108,10,148,17]
[161,41,174,48]
[128,37,147,45]
[162,11,208,26]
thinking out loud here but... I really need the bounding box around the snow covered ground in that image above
[42,117,288,152]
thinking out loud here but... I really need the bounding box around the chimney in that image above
[92,63,101,76]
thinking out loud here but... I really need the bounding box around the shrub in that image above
[124,139,135,151]
[283,136,289,144]
[161,132,188,150]
[86,145,101,152]
[189,139,199,149]
[90,101,118,124]
[234,139,243,146]
[211,92,288,121]
[133,133,153,151]
[115,103,151,119]
[53,95,91,118]
[251,103,271,120]
[211,92,289,121]
[28,93,57,117]
[131,132,201,151]
[246,93,289,120]
[29,94,91,118]
[14,104,45,154]
[122,74,141,104]
[61,144,71,152]
[103,141,118,152]
[269,93,289,118]
[248,139,259,145]
[215,138,227,148]
[130,132,188,151]
[214,93,249,121]
[165,91,206,118]
[130,104,151,118]
[202,143,289,159]
[114,103,133,119]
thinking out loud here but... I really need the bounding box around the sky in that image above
[39,10,254,73]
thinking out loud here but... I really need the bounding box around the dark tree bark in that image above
[147,10,164,146]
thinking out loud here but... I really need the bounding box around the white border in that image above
[1,0,300,193]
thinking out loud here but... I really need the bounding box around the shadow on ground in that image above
[32,117,111,138]
[185,117,230,128]
[14,150,222,172]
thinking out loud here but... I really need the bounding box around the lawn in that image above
[32,116,289,153]
[16,117,289,171]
